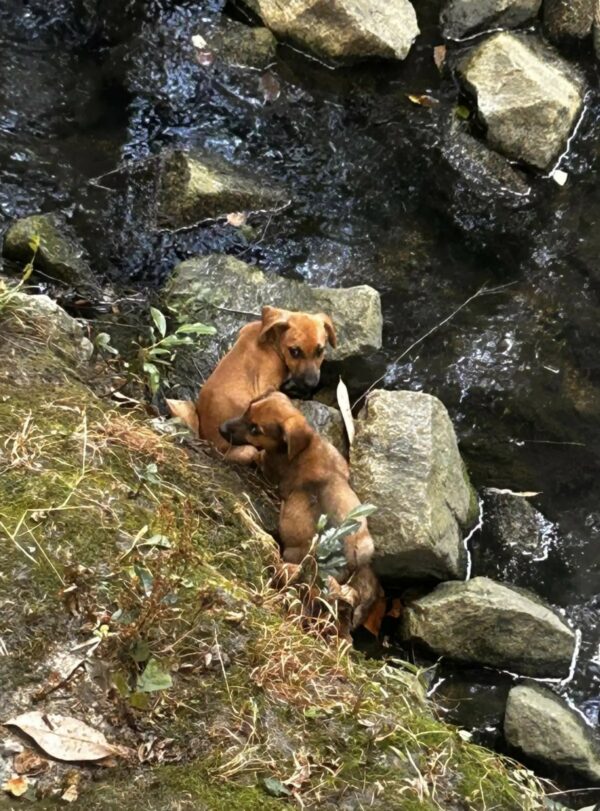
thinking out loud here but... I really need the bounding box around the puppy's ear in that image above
[282,413,312,460]
[259,306,290,344]
[319,313,337,348]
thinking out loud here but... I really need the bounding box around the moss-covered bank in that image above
[0,293,545,810]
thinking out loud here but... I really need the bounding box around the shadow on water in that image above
[1,0,599,797]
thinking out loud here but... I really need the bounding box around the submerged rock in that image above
[442,0,542,40]
[458,32,584,169]
[482,489,553,554]
[504,684,600,780]
[543,0,595,41]
[250,0,419,61]
[3,213,99,295]
[351,390,477,581]
[164,254,382,398]
[200,18,277,68]
[403,577,576,677]
[156,150,289,230]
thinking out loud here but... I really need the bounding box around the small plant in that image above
[0,235,39,315]
[95,332,119,356]
[138,306,216,395]
[313,503,377,584]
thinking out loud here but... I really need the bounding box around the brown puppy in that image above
[220,391,381,627]
[195,306,336,465]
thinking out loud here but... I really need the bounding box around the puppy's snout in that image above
[302,369,320,389]
[219,420,235,442]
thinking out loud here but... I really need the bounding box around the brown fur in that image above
[196,306,336,464]
[220,391,382,627]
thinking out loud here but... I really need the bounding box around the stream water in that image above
[1,0,599,797]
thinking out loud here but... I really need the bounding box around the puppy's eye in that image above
[249,424,261,436]
[289,347,303,359]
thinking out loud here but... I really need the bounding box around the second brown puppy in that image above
[220,391,381,628]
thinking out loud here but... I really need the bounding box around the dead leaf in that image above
[433,45,447,72]
[13,749,48,775]
[407,94,439,108]
[226,212,247,227]
[336,377,355,446]
[165,399,199,436]
[5,712,131,763]
[61,784,79,803]
[260,71,281,103]
[486,488,541,498]
[2,775,28,797]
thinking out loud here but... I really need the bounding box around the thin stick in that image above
[352,282,516,410]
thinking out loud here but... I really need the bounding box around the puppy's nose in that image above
[303,370,320,389]
[219,422,233,441]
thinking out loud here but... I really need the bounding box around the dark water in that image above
[1,0,599,795]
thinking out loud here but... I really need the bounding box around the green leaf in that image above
[262,777,291,798]
[143,362,161,395]
[150,307,167,338]
[133,564,154,598]
[95,332,119,355]
[111,670,131,698]
[455,105,471,120]
[346,503,378,521]
[129,691,150,709]
[175,322,216,336]
[138,534,171,550]
[130,639,151,663]
[137,658,173,693]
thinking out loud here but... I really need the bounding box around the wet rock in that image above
[504,684,600,780]
[351,390,477,581]
[482,489,553,554]
[458,32,584,169]
[543,0,595,41]
[442,0,542,40]
[156,150,290,230]
[3,213,99,295]
[200,18,277,69]
[294,400,347,457]
[250,0,419,61]
[164,254,382,399]
[403,577,576,677]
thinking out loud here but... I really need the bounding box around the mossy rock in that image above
[0,293,547,810]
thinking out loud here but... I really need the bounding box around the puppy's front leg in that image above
[223,444,262,465]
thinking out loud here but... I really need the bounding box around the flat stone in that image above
[252,0,419,61]
[505,684,600,780]
[201,18,277,68]
[351,390,477,580]
[458,32,584,169]
[164,254,382,399]
[442,0,542,40]
[403,577,576,677]
[156,149,289,230]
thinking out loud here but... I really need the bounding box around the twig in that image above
[352,282,516,409]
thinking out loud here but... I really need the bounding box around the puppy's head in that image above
[219,391,313,459]
[259,306,337,396]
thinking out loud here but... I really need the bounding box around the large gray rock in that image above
[505,684,600,780]
[164,254,382,398]
[403,577,576,677]
[442,0,542,40]
[351,390,477,581]
[157,150,289,230]
[3,213,99,295]
[543,0,595,41]
[458,32,584,169]
[294,400,347,457]
[251,0,419,61]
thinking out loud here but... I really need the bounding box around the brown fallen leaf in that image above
[61,784,79,803]
[5,712,131,763]
[260,71,281,103]
[407,94,439,108]
[434,44,447,72]
[13,749,48,775]
[2,775,28,797]
[336,377,355,446]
